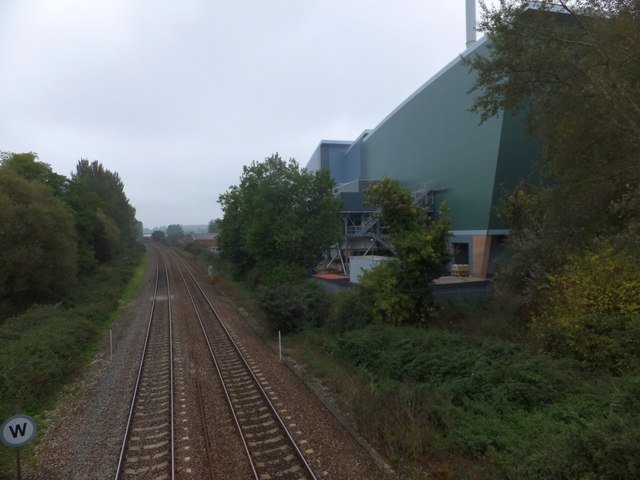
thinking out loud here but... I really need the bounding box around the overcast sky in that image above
[1,1,493,229]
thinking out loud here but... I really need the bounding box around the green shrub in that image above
[285,285,640,480]
[257,280,330,333]
[357,261,414,326]
[533,247,640,371]
[0,310,96,415]
[324,286,372,332]
[337,325,564,411]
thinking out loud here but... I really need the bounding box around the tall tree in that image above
[0,170,77,309]
[218,153,342,282]
[72,159,138,250]
[0,152,66,194]
[469,0,640,295]
[208,218,220,233]
[361,178,451,325]
[151,230,167,243]
[166,224,184,244]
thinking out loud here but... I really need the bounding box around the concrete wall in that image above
[349,255,392,283]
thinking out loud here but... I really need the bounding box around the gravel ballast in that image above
[23,249,394,479]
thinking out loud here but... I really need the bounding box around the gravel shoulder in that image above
[24,255,156,480]
[23,249,395,479]
[198,270,395,480]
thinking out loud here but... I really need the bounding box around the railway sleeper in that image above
[249,434,286,447]
[242,418,276,430]
[235,405,268,416]
[251,443,290,458]
[244,426,280,439]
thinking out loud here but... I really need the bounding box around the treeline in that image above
[0,152,140,316]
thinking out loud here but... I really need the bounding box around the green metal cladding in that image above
[360,40,539,232]
[307,39,539,233]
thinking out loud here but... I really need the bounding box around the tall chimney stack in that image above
[466,0,477,48]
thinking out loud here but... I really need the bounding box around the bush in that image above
[0,308,96,414]
[257,280,330,333]
[337,325,564,411]
[324,286,372,333]
[357,261,414,326]
[533,247,640,371]
[313,323,640,478]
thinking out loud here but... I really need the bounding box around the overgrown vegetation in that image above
[291,318,640,479]
[202,256,640,479]
[0,150,143,477]
[532,247,640,372]
[0,152,141,314]
[256,281,329,333]
[0,249,146,479]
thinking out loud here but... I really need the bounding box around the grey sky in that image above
[1,1,491,229]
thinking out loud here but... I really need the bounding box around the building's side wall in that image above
[324,143,351,184]
[340,136,366,183]
[488,110,541,230]
[361,45,504,231]
[306,144,322,172]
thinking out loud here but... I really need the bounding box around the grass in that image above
[120,256,148,304]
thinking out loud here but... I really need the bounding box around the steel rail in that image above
[114,247,175,480]
[164,249,176,478]
[169,249,318,480]
[169,251,260,479]
[195,374,216,480]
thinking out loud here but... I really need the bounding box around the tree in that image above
[151,230,167,243]
[469,0,640,296]
[72,159,138,251]
[92,210,121,262]
[218,153,342,282]
[360,178,451,325]
[208,218,221,233]
[166,224,184,244]
[0,152,67,194]
[0,170,77,309]
[64,159,139,270]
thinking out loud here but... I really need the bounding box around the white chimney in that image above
[466,0,477,48]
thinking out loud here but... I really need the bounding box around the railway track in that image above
[115,249,175,479]
[168,250,317,480]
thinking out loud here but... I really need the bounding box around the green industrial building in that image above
[307,36,539,279]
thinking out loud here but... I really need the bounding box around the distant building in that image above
[307,37,539,279]
[187,233,219,251]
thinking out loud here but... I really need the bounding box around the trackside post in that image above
[1,413,38,480]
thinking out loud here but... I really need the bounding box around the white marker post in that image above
[2,414,37,480]
[278,330,282,360]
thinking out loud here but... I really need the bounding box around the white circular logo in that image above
[1,414,37,448]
